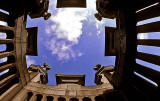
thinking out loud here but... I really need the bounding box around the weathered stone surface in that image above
[67,90,76,96]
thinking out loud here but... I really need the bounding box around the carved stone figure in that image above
[95,0,116,21]
[29,0,51,20]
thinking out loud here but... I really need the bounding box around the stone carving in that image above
[95,0,116,21]
[28,63,50,84]
[29,0,51,20]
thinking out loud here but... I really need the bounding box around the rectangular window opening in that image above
[136,59,160,72]
[137,45,160,56]
[0,69,9,76]
[134,71,158,87]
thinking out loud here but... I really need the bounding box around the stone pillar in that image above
[14,15,30,86]
[78,97,83,101]
[91,96,95,101]
[54,96,58,101]
[102,94,106,101]
[41,95,47,101]
[52,96,55,101]
[29,93,37,101]
[66,97,70,101]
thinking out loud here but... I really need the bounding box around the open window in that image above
[56,0,86,8]
[105,27,118,56]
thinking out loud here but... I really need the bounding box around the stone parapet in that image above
[25,82,113,97]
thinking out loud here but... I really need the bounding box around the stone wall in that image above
[22,82,113,101]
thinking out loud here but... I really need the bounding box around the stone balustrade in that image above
[25,82,113,101]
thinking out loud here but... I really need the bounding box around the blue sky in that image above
[26,0,116,86]
[25,0,160,86]
[0,0,160,86]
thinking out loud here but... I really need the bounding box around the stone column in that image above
[102,94,106,101]
[41,95,47,101]
[66,97,70,101]
[91,96,95,101]
[29,93,37,101]
[54,96,58,101]
[78,97,83,101]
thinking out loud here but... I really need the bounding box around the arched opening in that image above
[95,96,104,101]
[47,96,54,101]
[27,92,33,101]
[36,94,43,101]
[58,97,66,101]
[82,97,91,101]
[70,98,79,101]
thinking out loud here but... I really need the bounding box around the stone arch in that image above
[70,98,79,101]
[83,97,91,101]
[27,92,33,101]
[58,97,66,101]
[36,94,43,101]
[47,96,54,101]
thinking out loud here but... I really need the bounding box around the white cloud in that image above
[46,37,80,61]
[45,0,116,61]
[50,8,87,43]
[138,33,148,39]
[0,69,9,75]
[0,21,7,26]
[0,21,9,75]
[0,33,6,39]
[78,52,83,57]
[0,57,8,75]
[0,21,7,38]
[26,56,36,67]
[0,57,7,63]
